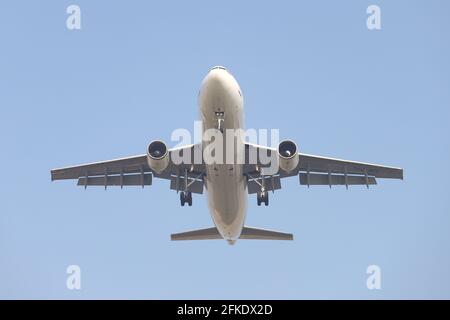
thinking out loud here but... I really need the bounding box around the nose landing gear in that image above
[215,111,225,133]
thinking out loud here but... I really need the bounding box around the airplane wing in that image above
[243,143,403,192]
[51,144,206,194]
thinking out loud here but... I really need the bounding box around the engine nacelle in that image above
[147,140,169,173]
[278,140,299,173]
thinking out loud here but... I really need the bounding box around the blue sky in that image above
[0,0,449,299]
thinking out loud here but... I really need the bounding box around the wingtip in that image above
[399,168,404,180]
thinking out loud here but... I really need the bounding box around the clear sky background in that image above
[1,0,449,299]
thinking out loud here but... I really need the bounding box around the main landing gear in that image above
[257,190,269,206]
[180,191,192,206]
[247,173,271,207]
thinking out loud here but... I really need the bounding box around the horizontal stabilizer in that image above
[240,226,293,240]
[171,227,221,241]
[171,226,293,241]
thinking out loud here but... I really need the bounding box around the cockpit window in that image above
[210,66,227,71]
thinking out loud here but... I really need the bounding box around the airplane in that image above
[51,66,403,245]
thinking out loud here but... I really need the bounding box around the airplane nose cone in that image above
[205,67,229,91]
[198,66,241,114]
[200,66,238,104]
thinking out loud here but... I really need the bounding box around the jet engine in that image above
[277,140,299,173]
[147,140,169,173]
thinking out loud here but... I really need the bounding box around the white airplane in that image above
[51,66,403,245]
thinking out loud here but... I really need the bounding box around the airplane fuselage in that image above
[199,67,247,244]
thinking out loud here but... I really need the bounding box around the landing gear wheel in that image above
[180,192,186,206]
[257,191,269,206]
[264,193,269,206]
[180,191,192,207]
[187,191,192,206]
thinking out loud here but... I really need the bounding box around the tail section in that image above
[240,226,293,240]
[171,226,293,241]
[171,227,221,241]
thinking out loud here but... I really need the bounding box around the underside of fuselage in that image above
[199,67,247,242]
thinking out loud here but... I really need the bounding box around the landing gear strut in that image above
[180,191,192,206]
[215,111,225,133]
[257,190,269,206]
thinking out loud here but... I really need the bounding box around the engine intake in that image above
[278,140,299,173]
[147,140,169,173]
